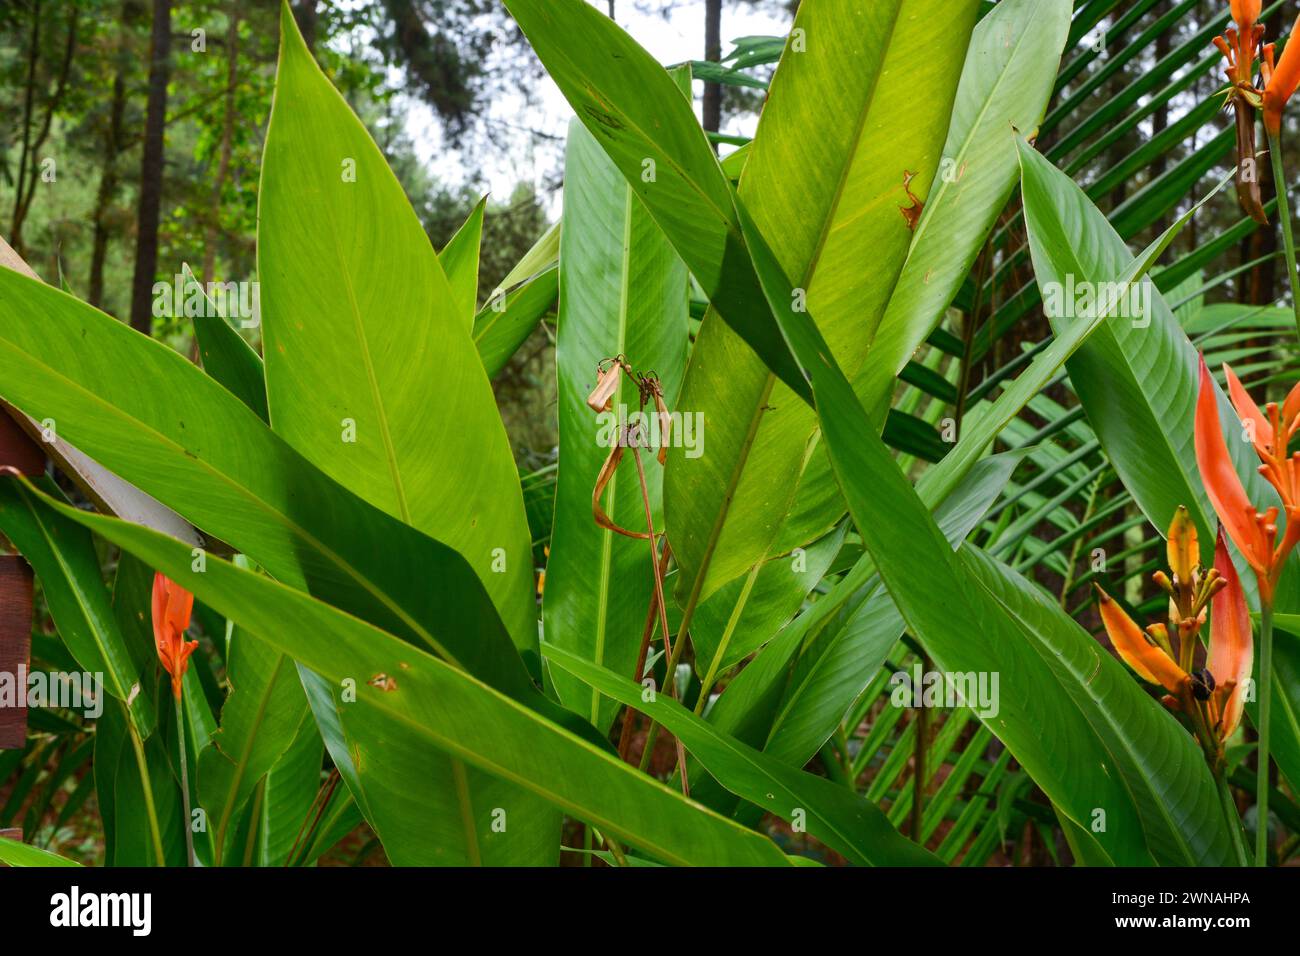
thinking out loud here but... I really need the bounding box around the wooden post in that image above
[0,408,44,750]
[0,557,34,750]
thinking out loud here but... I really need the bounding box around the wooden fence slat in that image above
[0,556,34,749]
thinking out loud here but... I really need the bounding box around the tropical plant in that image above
[0,0,1295,869]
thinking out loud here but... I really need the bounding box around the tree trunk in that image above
[89,73,127,310]
[129,0,172,335]
[203,2,240,283]
[10,2,41,256]
[294,0,317,51]
[702,0,722,148]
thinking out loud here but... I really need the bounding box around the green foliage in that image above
[1,0,1297,870]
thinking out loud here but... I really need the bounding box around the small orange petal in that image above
[1223,363,1273,454]
[1264,15,1300,134]
[1232,0,1262,27]
[1283,380,1300,439]
[1096,585,1189,693]
[1195,356,1268,573]
[1209,528,1254,738]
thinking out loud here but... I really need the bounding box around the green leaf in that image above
[962,545,1240,867]
[542,119,688,731]
[692,524,844,683]
[46,495,792,868]
[0,255,541,705]
[490,219,560,298]
[473,265,557,378]
[254,712,324,866]
[183,264,269,422]
[439,196,487,328]
[859,0,1072,419]
[0,835,81,867]
[542,644,939,867]
[502,0,811,403]
[663,0,981,610]
[761,452,1025,770]
[259,4,535,648]
[198,618,314,865]
[0,477,152,735]
[915,155,1230,515]
[299,660,559,866]
[1017,141,1278,575]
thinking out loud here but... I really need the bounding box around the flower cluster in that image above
[1214,1,1300,220]
[1096,509,1252,772]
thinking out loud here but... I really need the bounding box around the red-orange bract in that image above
[1210,529,1254,739]
[152,572,198,700]
[1263,14,1300,134]
[1193,356,1300,603]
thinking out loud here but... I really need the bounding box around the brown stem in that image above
[630,437,688,795]
[617,540,672,763]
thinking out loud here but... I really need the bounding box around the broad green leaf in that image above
[0,478,151,735]
[664,0,980,611]
[47,496,792,867]
[1018,141,1283,579]
[183,264,268,422]
[254,709,324,866]
[183,244,543,858]
[503,0,811,403]
[762,452,1024,769]
[490,219,560,299]
[300,661,558,865]
[543,644,939,867]
[543,119,688,731]
[439,196,487,327]
[198,620,314,865]
[0,836,80,867]
[473,265,557,378]
[859,0,1072,419]
[260,5,535,647]
[0,262,542,704]
[691,524,844,683]
[259,8,562,865]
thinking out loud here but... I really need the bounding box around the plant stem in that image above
[175,693,196,867]
[630,440,688,794]
[1256,601,1274,867]
[1267,133,1300,342]
[1216,774,1250,868]
[125,711,167,867]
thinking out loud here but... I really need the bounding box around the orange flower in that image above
[1209,528,1254,739]
[1095,511,1249,767]
[152,572,197,700]
[1194,356,1300,603]
[1263,14,1300,134]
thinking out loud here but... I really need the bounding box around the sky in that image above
[402,1,793,213]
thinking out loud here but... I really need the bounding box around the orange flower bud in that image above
[152,572,197,700]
